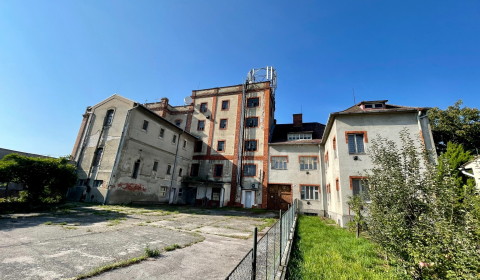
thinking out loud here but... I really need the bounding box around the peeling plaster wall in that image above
[107,109,195,204]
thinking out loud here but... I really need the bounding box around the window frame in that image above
[244,139,258,152]
[221,100,230,111]
[197,120,205,131]
[213,164,223,177]
[104,109,115,126]
[200,102,208,113]
[172,134,177,144]
[159,186,168,197]
[246,97,260,108]
[178,188,183,197]
[300,185,320,201]
[190,163,200,176]
[245,117,259,128]
[271,156,288,170]
[142,120,149,131]
[219,118,228,130]
[194,140,203,153]
[350,176,369,200]
[345,131,368,154]
[299,156,318,170]
[159,128,165,139]
[217,140,226,152]
[287,133,313,141]
[93,180,103,188]
[243,164,257,177]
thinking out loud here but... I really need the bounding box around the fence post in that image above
[252,227,257,280]
[279,210,282,265]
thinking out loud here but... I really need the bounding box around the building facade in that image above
[70,71,438,228]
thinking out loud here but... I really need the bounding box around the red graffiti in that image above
[117,183,146,192]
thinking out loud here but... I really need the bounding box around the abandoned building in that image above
[69,67,437,227]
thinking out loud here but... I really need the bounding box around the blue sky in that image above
[0,1,479,157]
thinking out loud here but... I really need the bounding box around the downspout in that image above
[169,119,187,204]
[103,103,138,205]
[75,109,94,167]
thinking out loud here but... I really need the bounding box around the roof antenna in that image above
[352,89,356,104]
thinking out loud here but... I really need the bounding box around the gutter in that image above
[168,114,187,204]
[103,103,138,205]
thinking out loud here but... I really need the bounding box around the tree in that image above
[428,100,480,155]
[346,194,367,238]
[0,154,77,203]
[365,129,480,279]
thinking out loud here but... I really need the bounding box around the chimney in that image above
[160,97,169,105]
[293,114,302,127]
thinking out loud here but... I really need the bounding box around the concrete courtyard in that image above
[0,203,277,280]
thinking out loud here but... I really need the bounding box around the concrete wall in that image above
[107,108,195,204]
[465,159,480,190]
[268,144,322,214]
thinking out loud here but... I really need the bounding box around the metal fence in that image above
[226,199,298,280]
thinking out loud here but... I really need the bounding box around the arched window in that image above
[132,159,141,179]
[104,109,115,126]
[93,148,103,166]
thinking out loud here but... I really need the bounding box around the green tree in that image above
[0,154,77,203]
[366,129,480,279]
[428,100,480,155]
[346,194,367,238]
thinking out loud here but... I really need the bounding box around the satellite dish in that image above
[184,96,193,105]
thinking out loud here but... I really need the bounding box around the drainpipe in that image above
[75,109,94,167]
[169,120,187,204]
[103,103,138,205]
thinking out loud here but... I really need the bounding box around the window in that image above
[212,188,221,201]
[178,188,183,197]
[246,117,258,128]
[175,119,182,127]
[247,97,259,108]
[104,109,114,126]
[178,168,183,177]
[93,148,103,166]
[219,119,227,129]
[77,179,87,186]
[159,128,165,138]
[352,179,369,199]
[243,164,256,176]
[132,160,141,178]
[183,139,187,149]
[194,141,203,152]
[166,164,172,175]
[244,140,258,152]
[327,184,331,203]
[364,103,383,109]
[153,161,158,172]
[142,120,149,131]
[200,103,208,112]
[325,152,329,169]
[221,100,229,110]
[333,136,337,158]
[287,133,312,141]
[190,164,200,176]
[271,156,287,170]
[93,180,103,188]
[217,140,225,152]
[197,120,205,131]
[214,164,223,177]
[160,186,168,197]
[300,156,318,170]
[172,135,177,144]
[336,178,340,202]
[301,186,319,200]
[348,134,365,153]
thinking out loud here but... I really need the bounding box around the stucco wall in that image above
[465,159,480,190]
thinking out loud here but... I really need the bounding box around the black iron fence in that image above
[226,199,298,280]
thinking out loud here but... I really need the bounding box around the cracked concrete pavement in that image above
[0,203,277,280]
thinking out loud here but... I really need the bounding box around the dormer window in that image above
[364,103,383,109]
[287,133,312,141]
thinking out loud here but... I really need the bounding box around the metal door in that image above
[245,191,252,208]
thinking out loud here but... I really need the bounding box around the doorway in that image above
[245,191,253,208]
[268,184,292,211]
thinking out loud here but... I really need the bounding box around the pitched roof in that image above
[270,122,325,145]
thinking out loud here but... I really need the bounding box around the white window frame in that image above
[352,179,369,200]
[301,185,319,200]
[288,133,312,141]
[160,186,168,197]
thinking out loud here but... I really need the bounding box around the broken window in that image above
[200,103,208,113]
[104,109,114,126]
[132,160,141,179]
[219,119,227,129]
[93,148,103,166]
[217,140,225,152]
[244,140,258,152]
[197,120,205,131]
[246,117,258,128]
[247,97,259,108]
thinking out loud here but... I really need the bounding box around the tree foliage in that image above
[0,154,77,203]
[428,100,480,155]
[365,129,480,279]
[346,194,367,238]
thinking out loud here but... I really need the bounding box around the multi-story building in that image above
[69,94,197,204]
[69,68,438,228]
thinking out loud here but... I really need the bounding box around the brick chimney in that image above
[160,97,169,105]
[293,114,302,127]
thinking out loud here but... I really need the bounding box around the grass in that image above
[164,243,181,251]
[286,216,403,280]
[44,221,52,225]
